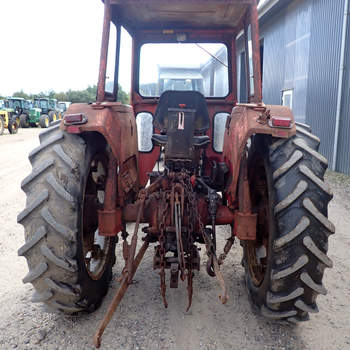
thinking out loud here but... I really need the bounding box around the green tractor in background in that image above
[21,100,42,128]
[6,97,26,115]
[33,98,62,128]
[58,101,71,117]
[5,97,36,129]
[0,101,20,135]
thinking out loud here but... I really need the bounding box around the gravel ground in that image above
[0,128,349,350]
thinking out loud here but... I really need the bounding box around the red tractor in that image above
[18,0,334,347]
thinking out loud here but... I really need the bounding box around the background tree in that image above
[10,85,130,104]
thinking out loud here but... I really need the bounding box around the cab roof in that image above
[9,97,25,100]
[108,0,256,33]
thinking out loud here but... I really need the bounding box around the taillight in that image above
[270,116,292,128]
[64,113,87,125]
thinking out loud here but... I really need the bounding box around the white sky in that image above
[0,0,132,96]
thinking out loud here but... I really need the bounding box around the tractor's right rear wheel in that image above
[243,125,334,322]
[48,111,56,123]
[18,125,116,313]
[39,115,49,128]
[20,114,30,128]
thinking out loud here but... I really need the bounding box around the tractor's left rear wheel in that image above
[18,126,116,313]
[8,116,19,134]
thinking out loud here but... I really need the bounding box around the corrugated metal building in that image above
[237,0,350,174]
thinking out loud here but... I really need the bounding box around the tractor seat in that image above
[152,91,210,167]
[154,90,210,133]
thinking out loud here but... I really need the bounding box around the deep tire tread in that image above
[18,127,115,314]
[40,245,77,272]
[21,158,55,190]
[18,226,47,256]
[23,262,48,284]
[29,132,64,162]
[17,190,49,223]
[246,123,334,322]
[39,124,60,143]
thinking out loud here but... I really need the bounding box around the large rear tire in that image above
[0,116,4,135]
[39,114,49,128]
[243,125,334,322]
[48,111,56,123]
[20,114,30,128]
[18,126,116,313]
[8,115,19,134]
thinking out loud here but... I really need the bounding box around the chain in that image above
[159,191,169,308]
[182,175,209,249]
[177,173,194,311]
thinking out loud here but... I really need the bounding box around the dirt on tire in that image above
[244,126,334,322]
[17,125,116,313]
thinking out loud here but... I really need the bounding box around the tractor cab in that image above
[24,100,33,112]
[88,0,266,188]
[34,98,57,112]
[34,98,49,113]
[7,97,25,115]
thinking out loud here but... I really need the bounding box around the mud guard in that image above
[223,104,296,239]
[61,102,139,207]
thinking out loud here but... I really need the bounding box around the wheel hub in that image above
[82,155,113,280]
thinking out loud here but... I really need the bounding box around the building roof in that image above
[258,0,293,21]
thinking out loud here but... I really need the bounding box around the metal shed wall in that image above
[236,0,350,173]
[305,0,345,167]
[327,0,350,173]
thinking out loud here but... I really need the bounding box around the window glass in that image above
[139,43,229,97]
[105,23,117,93]
[247,25,255,97]
[136,112,153,152]
[213,112,230,152]
[118,27,132,101]
[282,89,293,109]
[40,100,48,109]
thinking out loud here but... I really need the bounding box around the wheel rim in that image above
[246,156,270,287]
[82,153,113,280]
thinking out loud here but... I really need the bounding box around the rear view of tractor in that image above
[19,100,41,128]
[18,0,334,347]
[58,101,71,117]
[0,106,19,135]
